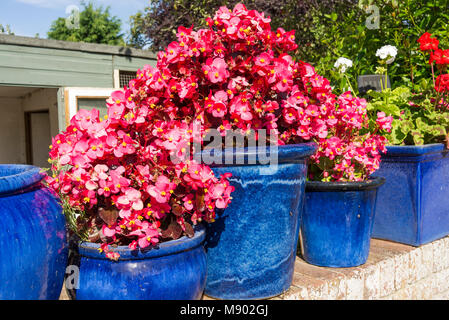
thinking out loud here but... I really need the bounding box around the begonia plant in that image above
[46,3,391,259]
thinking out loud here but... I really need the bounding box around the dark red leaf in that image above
[185,223,195,238]
[98,207,119,226]
[161,221,183,240]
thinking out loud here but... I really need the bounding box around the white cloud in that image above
[15,0,147,10]
[97,0,148,11]
[15,0,73,9]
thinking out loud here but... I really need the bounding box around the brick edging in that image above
[279,237,449,300]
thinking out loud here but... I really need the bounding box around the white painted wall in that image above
[0,97,26,164]
[22,88,58,167]
[22,88,59,138]
[0,88,58,166]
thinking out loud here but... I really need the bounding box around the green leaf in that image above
[377,103,402,117]
[429,125,446,137]
[415,117,429,131]
[411,130,425,145]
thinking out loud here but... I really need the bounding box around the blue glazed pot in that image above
[67,224,207,300]
[0,165,67,300]
[373,144,449,246]
[301,178,385,268]
[200,143,317,299]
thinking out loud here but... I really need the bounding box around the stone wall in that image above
[279,237,449,300]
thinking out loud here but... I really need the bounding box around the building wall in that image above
[0,97,26,164]
[22,88,59,138]
[0,35,158,166]
[0,89,59,165]
[0,36,157,88]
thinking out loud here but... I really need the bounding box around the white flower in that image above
[376,45,398,64]
[334,57,353,73]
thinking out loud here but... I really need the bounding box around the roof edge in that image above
[0,34,157,60]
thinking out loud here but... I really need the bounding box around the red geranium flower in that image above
[418,32,439,52]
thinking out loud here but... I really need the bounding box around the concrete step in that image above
[59,236,449,300]
[278,237,449,300]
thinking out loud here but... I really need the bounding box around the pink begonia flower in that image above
[85,180,98,191]
[283,108,298,124]
[208,183,235,209]
[114,131,136,157]
[71,109,99,131]
[94,164,109,180]
[134,106,148,124]
[177,76,198,100]
[183,194,195,211]
[147,175,176,203]
[107,91,125,106]
[129,221,160,249]
[206,90,228,118]
[166,41,181,63]
[98,179,112,197]
[376,112,393,132]
[105,251,120,261]
[229,93,253,121]
[183,163,217,190]
[177,25,193,41]
[255,52,272,67]
[72,154,89,169]
[203,58,230,83]
[161,128,183,151]
[109,167,131,193]
[108,103,125,121]
[116,188,144,211]
[138,228,160,249]
[102,224,117,238]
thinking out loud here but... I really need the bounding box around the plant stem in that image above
[431,62,436,88]
[344,73,357,97]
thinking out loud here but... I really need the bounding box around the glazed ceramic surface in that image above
[301,178,385,268]
[68,224,207,300]
[373,144,449,246]
[0,165,67,300]
[201,143,317,300]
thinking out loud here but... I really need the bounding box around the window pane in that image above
[78,98,108,119]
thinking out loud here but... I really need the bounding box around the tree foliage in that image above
[0,24,14,35]
[130,0,449,94]
[129,0,358,55]
[47,1,124,46]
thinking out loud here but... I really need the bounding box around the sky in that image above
[0,0,149,38]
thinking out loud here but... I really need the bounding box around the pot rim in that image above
[196,142,317,167]
[306,176,386,192]
[77,223,206,261]
[0,165,43,196]
[385,143,446,156]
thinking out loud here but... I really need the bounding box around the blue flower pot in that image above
[373,144,449,246]
[67,224,207,300]
[301,178,385,268]
[200,143,317,299]
[0,165,68,300]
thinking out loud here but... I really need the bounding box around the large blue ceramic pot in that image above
[301,177,385,268]
[373,144,449,246]
[67,224,207,300]
[200,143,317,300]
[0,165,67,300]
